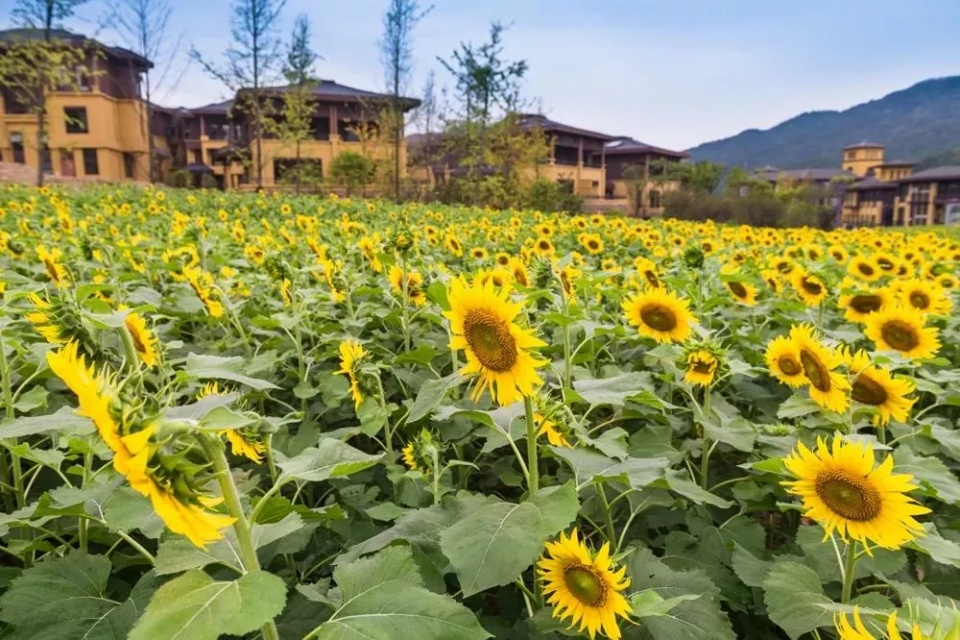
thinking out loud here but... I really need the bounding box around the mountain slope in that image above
[687,76,960,169]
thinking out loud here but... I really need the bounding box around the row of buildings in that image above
[2,28,959,226]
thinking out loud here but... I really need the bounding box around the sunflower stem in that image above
[119,322,142,371]
[840,541,859,604]
[560,289,573,389]
[699,389,713,490]
[200,434,280,640]
[598,485,617,544]
[0,328,23,511]
[400,256,411,354]
[524,395,539,495]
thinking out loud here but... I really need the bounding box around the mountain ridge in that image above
[687,76,960,170]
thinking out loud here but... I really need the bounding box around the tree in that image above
[2,0,91,186]
[654,159,725,194]
[190,0,287,188]
[378,0,431,200]
[114,0,185,182]
[265,14,319,194]
[330,150,373,196]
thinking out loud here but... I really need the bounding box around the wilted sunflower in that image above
[783,436,930,549]
[864,307,940,360]
[388,265,426,306]
[120,305,159,368]
[765,335,807,387]
[47,342,234,547]
[841,348,916,425]
[538,529,632,640]
[684,349,719,386]
[793,271,829,306]
[335,340,367,409]
[724,279,757,306]
[536,412,570,447]
[445,277,547,406]
[790,324,850,413]
[622,288,696,343]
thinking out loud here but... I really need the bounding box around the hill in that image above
[687,76,960,169]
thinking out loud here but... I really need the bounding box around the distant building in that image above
[603,137,688,216]
[516,114,615,198]
[0,28,152,182]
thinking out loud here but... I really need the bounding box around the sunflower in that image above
[790,324,850,413]
[793,271,829,306]
[25,292,68,343]
[196,383,265,464]
[536,412,570,447]
[864,307,940,360]
[401,442,420,472]
[445,277,547,406]
[849,257,881,282]
[622,288,696,344]
[47,342,234,547]
[279,278,293,306]
[724,279,757,306]
[37,245,68,285]
[579,233,604,255]
[935,273,957,290]
[534,237,555,257]
[839,285,891,323]
[783,436,930,549]
[470,247,489,260]
[120,306,159,368]
[388,265,427,306]
[765,335,807,387]
[444,235,464,257]
[510,258,530,287]
[538,529,632,640]
[633,257,661,289]
[335,340,367,409]
[842,348,916,425]
[684,349,718,386]
[894,278,951,315]
[835,608,939,640]
[559,265,580,301]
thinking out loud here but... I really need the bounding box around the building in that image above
[603,137,688,216]
[895,167,960,226]
[0,28,152,182]
[517,114,614,198]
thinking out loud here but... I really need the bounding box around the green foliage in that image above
[329,151,375,195]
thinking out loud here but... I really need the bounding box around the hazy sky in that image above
[13,0,960,150]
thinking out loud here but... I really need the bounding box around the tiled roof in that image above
[260,80,420,108]
[842,140,885,150]
[899,166,960,182]
[604,137,688,158]
[849,176,898,191]
[0,28,152,69]
[517,114,617,142]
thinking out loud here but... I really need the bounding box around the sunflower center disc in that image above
[644,271,660,288]
[126,320,148,355]
[801,279,823,295]
[728,282,747,298]
[463,311,518,372]
[849,295,882,314]
[858,264,875,277]
[815,473,882,521]
[778,355,802,376]
[908,292,930,310]
[880,321,919,352]
[691,357,715,374]
[563,566,606,606]
[799,349,831,392]
[640,305,677,332]
[877,258,893,270]
[852,374,889,406]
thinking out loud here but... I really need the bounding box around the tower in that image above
[842,142,886,177]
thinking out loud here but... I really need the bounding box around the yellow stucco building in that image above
[0,29,152,182]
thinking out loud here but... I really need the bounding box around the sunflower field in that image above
[1,184,960,640]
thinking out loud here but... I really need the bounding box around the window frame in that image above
[64,106,89,134]
[82,148,99,175]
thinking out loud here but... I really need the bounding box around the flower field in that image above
[1,184,960,640]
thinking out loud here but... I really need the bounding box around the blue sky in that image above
[24,0,960,149]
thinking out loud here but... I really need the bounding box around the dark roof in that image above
[842,140,885,150]
[183,163,214,173]
[187,99,234,115]
[518,114,616,142]
[876,159,916,167]
[254,80,420,109]
[898,166,960,183]
[849,176,898,191]
[754,167,854,182]
[603,136,688,158]
[0,28,152,69]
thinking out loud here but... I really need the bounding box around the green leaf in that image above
[763,561,833,639]
[550,445,668,490]
[626,546,736,640]
[526,482,579,537]
[183,353,279,390]
[630,590,702,618]
[439,499,543,597]
[0,553,136,640]
[406,372,465,423]
[278,437,382,483]
[910,523,960,567]
[0,406,94,438]
[730,543,773,588]
[314,546,490,640]
[662,469,733,508]
[13,385,48,413]
[129,570,287,640]
[572,372,662,408]
[893,449,960,504]
[101,486,165,538]
[336,501,463,565]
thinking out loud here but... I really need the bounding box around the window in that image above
[10,133,25,164]
[648,190,662,209]
[82,148,99,175]
[64,107,89,133]
[40,146,52,174]
[123,152,134,179]
[193,150,202,164]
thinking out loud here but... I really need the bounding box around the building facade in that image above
[0,29,152,182]
[517,114,614,198]
[603,137,688,216]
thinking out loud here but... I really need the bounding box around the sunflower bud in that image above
[683,246,705,270]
